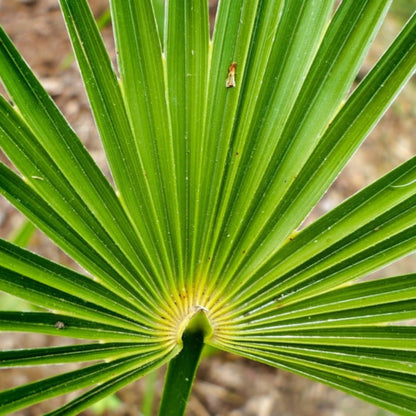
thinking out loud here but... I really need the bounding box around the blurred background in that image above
[0,0,415,415]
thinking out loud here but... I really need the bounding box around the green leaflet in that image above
[108,0,182,286]
[219,342,416,416]
[0,239,151,323]
[207,0,395,285]
[0,343,161,367]
[0,349,176,415]
[164,0,210,288]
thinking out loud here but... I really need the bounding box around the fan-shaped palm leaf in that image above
[0,0,415,415]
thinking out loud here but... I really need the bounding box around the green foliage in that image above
[0,0,415,415]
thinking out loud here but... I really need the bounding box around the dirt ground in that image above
[0,1,415,415]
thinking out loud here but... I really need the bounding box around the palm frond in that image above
[0,0,415,414]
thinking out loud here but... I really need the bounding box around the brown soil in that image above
[0,1,414,415]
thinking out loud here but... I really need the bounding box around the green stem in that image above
[8,219,36,247]
[157,321,206,415]
[141,369,158,416]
